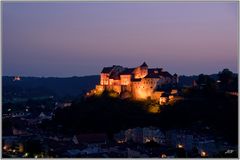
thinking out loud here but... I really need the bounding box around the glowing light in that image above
[201,151,207,157]
[117,140,125,144]
[24,153,29,157]
[148,105,160,113]
[8,108,11,112]
[135,88,148,99]
[161,154,167,158]
[13,76,21,81]
[145,138,151,143]
[35,155,38,158]
[177,144,184,148]
[13,149,16,153]
[3,145,7,150]
[26,109,29,112]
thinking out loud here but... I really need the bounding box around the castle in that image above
[89,62,179,105]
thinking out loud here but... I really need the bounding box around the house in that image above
[72,133,108,146]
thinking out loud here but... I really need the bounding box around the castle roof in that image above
[145,68,170,78]
[159,71,173,78]
[120,68,134,75]
[145,73,160,78]
[109,74,120,80]
[148,68,163,74]
[101,67,113,73]
[141,62,148,67]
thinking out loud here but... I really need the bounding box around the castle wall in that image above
[96,63,178,102]
[133,67,148,79]
[151,91,164,101]
[108,79,114,85]
[95,85,105,95]
[105,85,121,94]
[131,78,159,99]
[121,85,132,93]
[100,73,109,85]
[120,75,131,85]
[113,79,121,85]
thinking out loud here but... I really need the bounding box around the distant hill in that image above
[2,75,99,100]
[2,73,230,100]
[178,74,219,87]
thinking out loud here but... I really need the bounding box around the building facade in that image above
[89,62,178,103]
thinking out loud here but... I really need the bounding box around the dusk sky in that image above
[3,2,238,77]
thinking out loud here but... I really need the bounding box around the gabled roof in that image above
[148,68,163,74]
[159,71,173,78]
[145,73,160,78]
[120,68,135,75]
[141,62,148,67]
[74,133,107,144]
[109,74,120,80]
[101,67,113,73]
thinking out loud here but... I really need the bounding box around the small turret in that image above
[140,62,148,68]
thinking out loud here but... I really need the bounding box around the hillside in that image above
[2,75,99,100]
[2,73,229,101]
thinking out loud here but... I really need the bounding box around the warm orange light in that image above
[24,153,29,157]
[201,151,207,157]
[161,154,167,158]
[148,105,160,113]
[3,145,7,150]
[117,140,125,144]
[177,144,184,148]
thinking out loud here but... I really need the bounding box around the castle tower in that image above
[133,62,148,79]
[140,62,148,78]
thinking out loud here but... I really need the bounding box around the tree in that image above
[196,74,216,92]
[218,68,233,90]
[24,140,42,157]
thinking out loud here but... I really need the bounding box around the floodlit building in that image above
[89,62,178,104]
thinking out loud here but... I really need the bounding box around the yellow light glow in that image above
[117,140,125,144]
[35,155,38,158]
[135,89,148,99]
[3,145,7,150]
[148,105,160,113]
[201,151,207,157]
[19,144,24,153]
[177,144,184,148]
[24,153,29,157]
[161,154,167,158]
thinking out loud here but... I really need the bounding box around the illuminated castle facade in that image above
[90,62,179,104]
